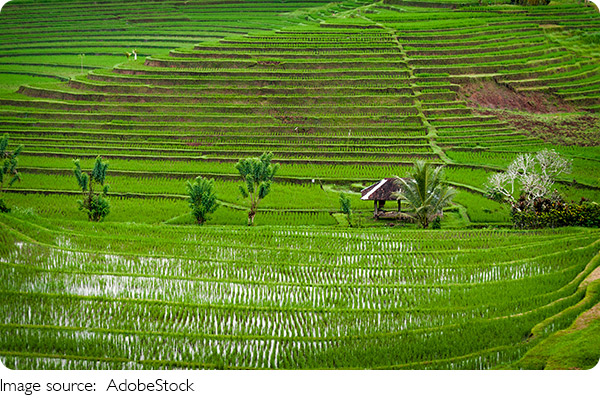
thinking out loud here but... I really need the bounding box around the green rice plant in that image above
[1,211,598,369]
[1,0,599,371]
[453,191,510,223]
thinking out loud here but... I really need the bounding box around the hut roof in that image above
[361,177,410,201]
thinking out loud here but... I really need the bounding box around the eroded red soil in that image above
[459,80,576,113]
[459,80,599,146]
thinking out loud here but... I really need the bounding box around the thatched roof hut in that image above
[361,178,401,201]
[361,177,411,218]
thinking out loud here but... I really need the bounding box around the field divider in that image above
[1,188,339,213]
[0,350,222,370]
[374,342,530,370]
[17,166,379,185]
[1,216,598,267]
[528,249,600,339]
[2,259,584,293]
[529,280,600,339]
[18,152,435,166]
[9,211,572,243]
[0,284,587,344]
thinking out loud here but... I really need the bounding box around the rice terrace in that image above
[0,0,600,371]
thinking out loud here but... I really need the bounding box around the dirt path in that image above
[572,302,600,331]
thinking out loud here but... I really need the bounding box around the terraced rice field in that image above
[2,0,600,222]
[0,0,599,370]
[2,215,599,369]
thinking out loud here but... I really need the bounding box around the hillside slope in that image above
[0,0,599,371]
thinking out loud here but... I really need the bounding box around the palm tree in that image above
[394,161,456,229]
[236,152,279,226]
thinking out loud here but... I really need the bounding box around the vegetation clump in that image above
[486,149,585,228]
[0,134,23,213]
[394,161,456,229]
[236,152,279,226]
[186,176,219,225]
[339,192,352,227]
[512,196,600,229]
[73,156,110,222]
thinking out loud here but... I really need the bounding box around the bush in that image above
[186,176,219,225]
[79,194,110,222]
[512,199,600,229]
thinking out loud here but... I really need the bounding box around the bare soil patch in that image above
[479,109,600,146]
[459,80,600,146]
[459,80,576,113]
[572,302,600,331]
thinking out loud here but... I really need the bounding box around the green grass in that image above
[453,191,510,223]
[515,315,600,369]
[0,74,63,96]
[511,279,600,370]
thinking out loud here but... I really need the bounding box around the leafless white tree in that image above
[486,149,571,210]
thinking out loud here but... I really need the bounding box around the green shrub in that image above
[512,199,600,229]
[186,176,219,225]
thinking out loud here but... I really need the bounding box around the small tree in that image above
[235,152,279,226]
[486,149,571,211]
[186,176,219,225]
[74,156,110,222]
[0,134,23,212]
[339,192,352,227]
[394,161,456,229]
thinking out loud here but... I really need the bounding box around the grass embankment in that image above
[515,304,600,369]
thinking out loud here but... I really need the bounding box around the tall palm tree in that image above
[394,160,456,228]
